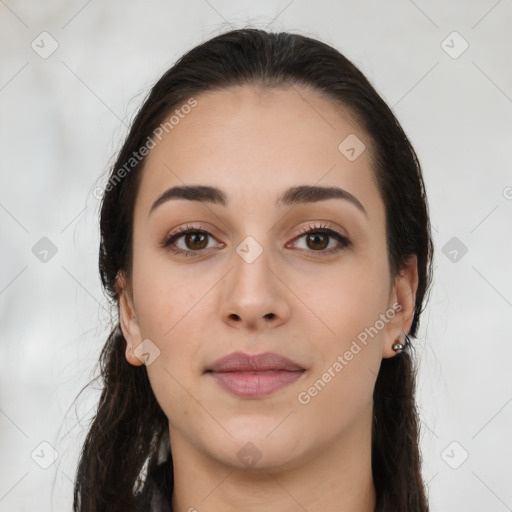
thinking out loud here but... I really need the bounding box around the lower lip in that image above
[208,370,305,398]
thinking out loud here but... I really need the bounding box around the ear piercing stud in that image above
[392,333,410,352]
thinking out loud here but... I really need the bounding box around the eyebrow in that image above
[149,184,367,217]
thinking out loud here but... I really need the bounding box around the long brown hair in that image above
[74,28,433,511]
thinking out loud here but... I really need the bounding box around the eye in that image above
[161,222,351,258]
[288,222,351,257]
[161,224,223,257]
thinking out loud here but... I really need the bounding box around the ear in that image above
[115,271,144,367]
[382,254,419,359]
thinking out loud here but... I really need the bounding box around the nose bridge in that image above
[232,229,275,296]
[231,207,275,269]
[219,225,290,329]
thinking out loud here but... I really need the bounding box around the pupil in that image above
[308,233,327,250]
[187,232,207,250]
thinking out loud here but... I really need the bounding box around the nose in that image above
[219,240,291,331]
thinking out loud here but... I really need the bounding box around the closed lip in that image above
[205,351,305,373]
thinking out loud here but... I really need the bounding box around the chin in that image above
[207,431,305,473]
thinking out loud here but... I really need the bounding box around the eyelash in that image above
[161,222,351,258]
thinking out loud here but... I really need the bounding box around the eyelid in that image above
[293,220,348,239]
[160,223,223,249]
[287,222,351,256]
[161,221,351,256]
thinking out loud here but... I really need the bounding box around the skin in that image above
[117,85,418,512]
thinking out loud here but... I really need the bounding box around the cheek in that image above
[295,266,385,422]
[301,256,389,338]
[133,259,205,419]
[297,256,388,407]
[131,246,196,336]
[130,266,200,410]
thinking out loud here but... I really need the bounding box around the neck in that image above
[169,407,376,512]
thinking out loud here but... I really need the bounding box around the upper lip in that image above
[205,351,305,373]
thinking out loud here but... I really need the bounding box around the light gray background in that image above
[1,1,511,510]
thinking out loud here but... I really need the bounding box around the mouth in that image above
[205,351,306,398]
[205,351,305,373]
[207,370,305,398]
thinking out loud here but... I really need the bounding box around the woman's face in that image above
[118,85,417,471]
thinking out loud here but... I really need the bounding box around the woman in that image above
[74,28,433,512]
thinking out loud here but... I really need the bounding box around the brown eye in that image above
[305,232,330,251]
[161,226,223,257]
[183,232,208,250]
[162,223,350,259]
[291,225,351,257]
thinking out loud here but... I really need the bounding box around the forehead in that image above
[135,85,382,219]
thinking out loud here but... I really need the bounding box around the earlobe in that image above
[382,254,419,359]
[116,272,144,367]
